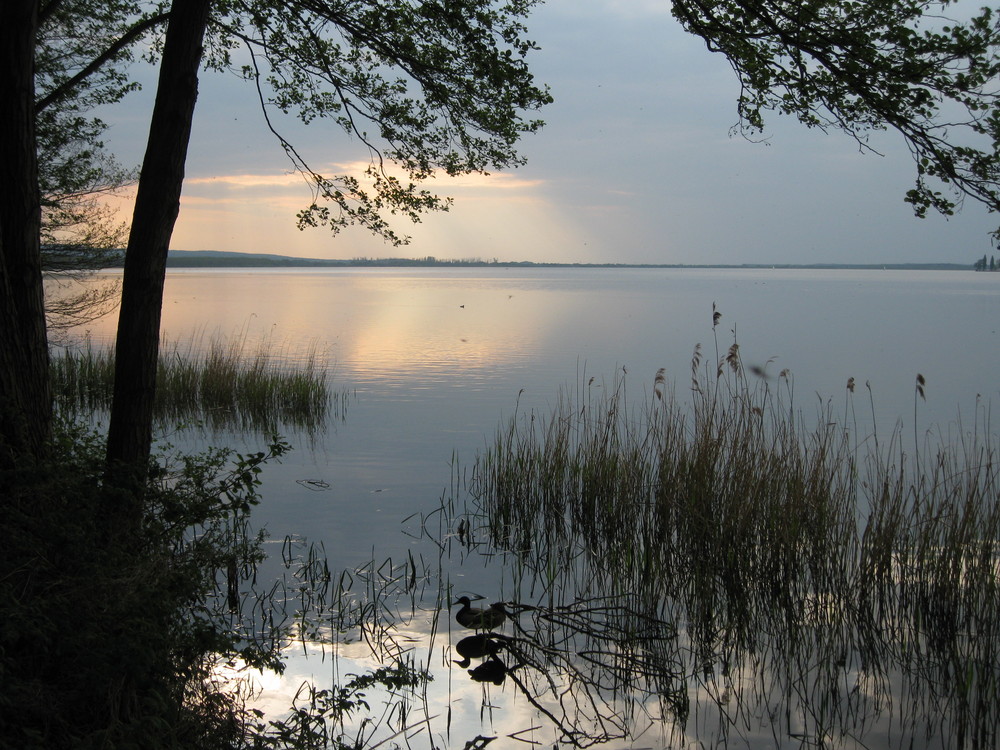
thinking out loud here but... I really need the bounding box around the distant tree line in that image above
[348,255,500,266]
[973,254,1000,271]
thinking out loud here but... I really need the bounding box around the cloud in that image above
[185,173,304,189]
[179,193,307,210]
[153,157,568,260]
[95,1,997,265]
[550,0,671,20]
[183,163,545,199]
[436,171,546,191]
[325,160,548,193]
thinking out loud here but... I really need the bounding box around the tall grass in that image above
[51,333,345,433]
[463,328,1000,747]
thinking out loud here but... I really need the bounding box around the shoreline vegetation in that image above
[149,250,976,271]
[454,330,1000,746]
[51,334,342,433]
[22,317,1000,747]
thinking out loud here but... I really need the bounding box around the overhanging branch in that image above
[35,11,170,113]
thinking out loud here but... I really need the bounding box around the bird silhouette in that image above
[453,596,507,631]
[468,656,508,685]
[454,633,505,668]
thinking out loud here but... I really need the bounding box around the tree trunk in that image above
[105,0,212,485]
[0,0,51,467]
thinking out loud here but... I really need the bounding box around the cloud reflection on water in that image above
[59,267,1000,748]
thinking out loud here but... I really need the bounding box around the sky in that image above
[97,0,999,266]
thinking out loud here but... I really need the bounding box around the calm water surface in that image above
[70,267,1000,748]
[77,267,997,559]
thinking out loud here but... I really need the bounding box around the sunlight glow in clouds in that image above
[167,163,582,261]
[185,172,305,188]
[93,0,997,264]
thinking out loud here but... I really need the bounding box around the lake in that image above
[65,266,1000,749]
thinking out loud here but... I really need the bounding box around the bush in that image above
[0,421,289,749]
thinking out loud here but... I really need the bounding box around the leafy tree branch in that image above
[672,0,1000,230]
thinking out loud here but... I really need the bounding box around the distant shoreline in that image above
[162,250,973,272]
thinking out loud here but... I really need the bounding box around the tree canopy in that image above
[213,0,552,244]
[35,2,149,329]
[672,0,1000,229]
[36,0,553,249]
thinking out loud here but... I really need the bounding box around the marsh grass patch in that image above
[457,326,1000,746]
[51,332,346,434]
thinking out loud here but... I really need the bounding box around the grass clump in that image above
[51,333,344,433]
[476,346,861,643]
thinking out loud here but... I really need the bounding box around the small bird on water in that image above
[453,596,507,631]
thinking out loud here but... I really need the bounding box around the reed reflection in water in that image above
[56,268,1000,747]
[453,337,1000,748]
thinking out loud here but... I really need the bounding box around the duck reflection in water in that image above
[454,633,507,668]
[468,655,508,685]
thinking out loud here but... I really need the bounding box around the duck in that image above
[453,596,507,631]
[454,633,505,668]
